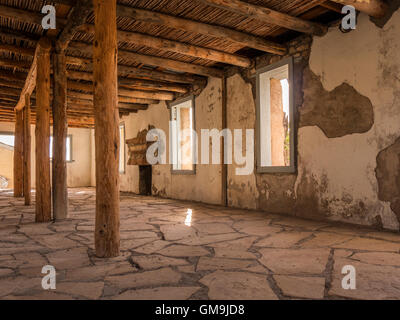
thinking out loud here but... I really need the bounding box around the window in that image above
[170,96,195,173]
[0,133,14,147]
[256,57,295,173]
[50,136,72,162]
[119,124,125,174]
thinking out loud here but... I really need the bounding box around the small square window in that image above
[170,96,196,174]
[256,57,295,173]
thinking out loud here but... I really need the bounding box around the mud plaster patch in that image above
[300,68,374,138]
[376,136,400,228]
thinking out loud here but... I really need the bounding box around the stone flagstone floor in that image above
[0,188,400,300]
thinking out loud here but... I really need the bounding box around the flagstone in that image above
[333,237,400,252]
[46,247,91,270]
[300,232,353,248]
[105,268,181,290]
[200,271,278,300]
[56,281,104,300]
[351,252,400,266]
[113,286,200,300]
[258,248,331,274]
[157,245,210,257]
[274,275,326,299]
[197,257,255,271]
[132,255,188,269]
[255,232,312,248]
[329,257,400,299]
[1,188,400,300]
[133,240,170,254]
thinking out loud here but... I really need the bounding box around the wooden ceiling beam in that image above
[320,1,344,13]
[0,5,67,29]
[80,24,252,68]
[329,0,388,18]
[0,71,27,82]
[67,63,203,85]
[199,0,327,36]
[0,3,258,66]
[66,79,174,100]
[15,37,52,111]
[0,42,203,87]
[0,78,25,89]
[67,87,172,101]
[118,78,188,93]
[69,41,224,78]
[0,57,31,70]
[116,5,287,55]
[50,1,287,55]
[0,44,35,56]
[56,0,92,52]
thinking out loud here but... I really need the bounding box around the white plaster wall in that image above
[0,122,93,189]
[119,77,223,205]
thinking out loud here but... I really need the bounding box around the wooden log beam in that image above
[68,95,158,105]
[329,0,388,18]
[80,24,252,67]
[0,70,27,82]
[23,94,31,206]
[0,2,286,54]
[52,52,68,220]
[320,1,344,13]
[0,28,40,43]
[0,11,250,68]
[13,109,24,197]
[56,0,92,52]
[0,58,31,70]
[116,5,286,55]
[199,0,327,36]
[0,79,25,89]
[93,0,120,258]
[69,41,224,78]
[0,44,35,57]
[66,80,175,100]
[15,38,52,111]
[66,60,204,85]
[35,38,52,223]
[0,86,23,97]
[118,79,188,93]
[118,103,148,111]
[119,50,224,78]
[0,5,67,29]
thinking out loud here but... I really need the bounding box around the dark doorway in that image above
[139,165,152,196]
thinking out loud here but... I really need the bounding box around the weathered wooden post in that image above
[23,94,31,206]
[52,52,68,220]
[93,0,120,257]
[13,109,24,197]
[35,37,52,223]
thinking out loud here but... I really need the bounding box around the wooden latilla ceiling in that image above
[0,0,387,128]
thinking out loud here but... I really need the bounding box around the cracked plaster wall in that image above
[227,11,400,231]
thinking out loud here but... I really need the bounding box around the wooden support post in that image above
[35,38,52,223]
[23,94,31,205]
[93,0,120,258]
[13,109,24,197]
[52,52,68,220]
[221,76,227,207]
